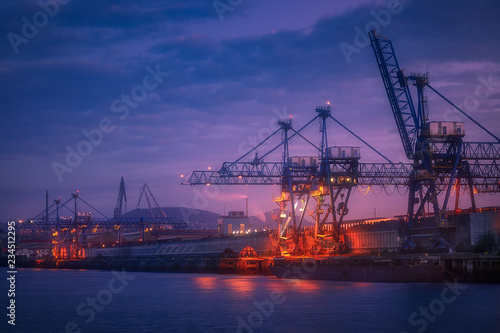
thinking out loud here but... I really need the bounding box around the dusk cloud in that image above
[1,0,499,221]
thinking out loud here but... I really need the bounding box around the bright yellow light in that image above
[208,166,212,170]
[180,174,184,178]
[327,101,330,105]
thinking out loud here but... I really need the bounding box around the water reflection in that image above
[223,277,256,297]
[352,282,373,288]
[290,280,321,293]
[192,276,218,291]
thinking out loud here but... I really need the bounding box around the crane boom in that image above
[114,176,127,218]
[137,183,167,218]
[369,30,418,159]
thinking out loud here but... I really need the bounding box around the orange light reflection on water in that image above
[264,280,287,294]
[192,276,218,291]
[223,277,256,296]
[292,280,321,293]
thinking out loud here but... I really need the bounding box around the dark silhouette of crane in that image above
[114,176,127,218]
[137,183,167,218]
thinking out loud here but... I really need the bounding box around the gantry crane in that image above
[369,30,500,249]
[184,31,499,254]
[21,187,187,259]
[183,106,407,254]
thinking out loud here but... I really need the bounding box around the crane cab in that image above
[288,156,318,167]
[328,146,361,159]
[425,121,465,138]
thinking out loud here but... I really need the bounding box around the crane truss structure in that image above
[183,32,499,253]
[185,162,498,190]
[369,30,500,249]
[183,101,498,254]
[113,176,127,218]
[184,106,391,254]
[21,191,187,259]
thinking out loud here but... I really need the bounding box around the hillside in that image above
[106,207,314,231]
[123,207,221,230]
[249,210,315,229]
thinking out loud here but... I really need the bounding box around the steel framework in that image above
[21,190,187,259]
[369,30,500,249]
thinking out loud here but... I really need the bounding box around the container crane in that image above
[22,190,187,259]
[183,106,401,254]
[369,30,500,249]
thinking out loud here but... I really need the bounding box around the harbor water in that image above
[2,267,499,333]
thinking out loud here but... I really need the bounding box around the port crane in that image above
[183,106,412,254]
[113,176,127,218]
[137,183,168,218]
[183,31,500,254]
[369,30,500,249]
[21,187,187,259]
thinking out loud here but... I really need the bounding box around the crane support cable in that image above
[328,115,393,164]
[233,127,282,164]
[59,199,75,215]
[146,185,167,217]
[290,128,321,152]
[32,196,72,219]
[259,115,319,161]
[78,197,109,218]
[427,84,500,143]
[32,201,57,219]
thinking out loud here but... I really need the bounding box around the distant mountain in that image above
[249,210,315,229]
[122,207,221,230]
[122,207,314,231]
[248,211,277,229]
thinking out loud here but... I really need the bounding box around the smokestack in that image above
[246,197,248,217]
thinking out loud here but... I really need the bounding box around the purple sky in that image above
[1,0,500,223]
